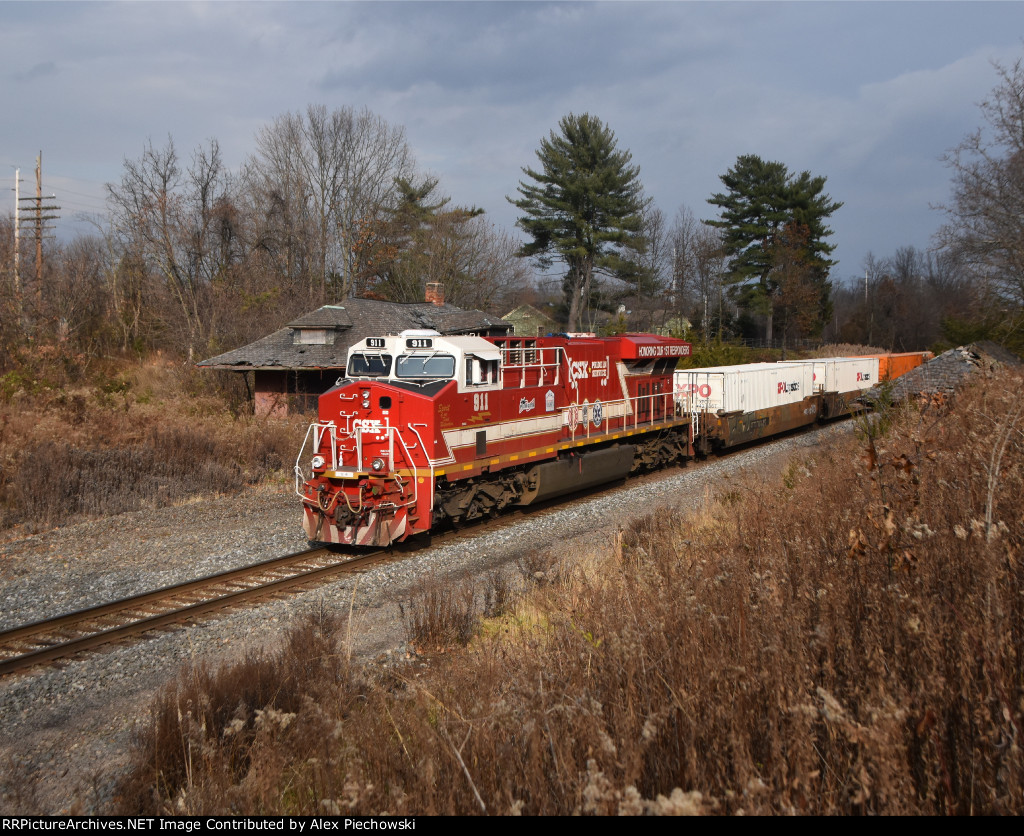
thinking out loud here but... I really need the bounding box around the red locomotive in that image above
[296,330,692,546]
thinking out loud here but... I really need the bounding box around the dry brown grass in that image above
[0,359,305,535]
[399,580,481,652]
[116,606,354,815]
[807,342,889,357]
[109,367,1024,815]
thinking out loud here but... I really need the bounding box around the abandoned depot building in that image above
[198,287,510,416]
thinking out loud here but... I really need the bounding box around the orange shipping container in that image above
[855,352,933,381]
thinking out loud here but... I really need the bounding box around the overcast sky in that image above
[3,1,1022,284]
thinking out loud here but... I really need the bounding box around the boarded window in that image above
[293,328,333,345]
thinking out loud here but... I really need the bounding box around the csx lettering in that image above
[778,382,800,394]
[474,392,489,411]
[569,360,589,389]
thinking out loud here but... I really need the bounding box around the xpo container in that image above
[675,362,815,414]
[675,363,818,450]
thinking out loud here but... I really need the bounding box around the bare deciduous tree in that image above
[625,205,670,331]
[830,247,974,350]
[669,205,726,343]
[246,105,415,302]
[936,57,1024,311]
[436,217,533,312]
[107,137,236,359]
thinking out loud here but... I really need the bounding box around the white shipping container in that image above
[674,362,815,414]
[781,357,879,394]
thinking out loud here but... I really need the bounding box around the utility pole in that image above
[12,168,22,317]
[17,151,60,310]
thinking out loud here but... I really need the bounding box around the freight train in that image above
[294,330,928,547]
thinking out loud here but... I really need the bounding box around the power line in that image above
[59,200,107,213]
[54,184,106,202]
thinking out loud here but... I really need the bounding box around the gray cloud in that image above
[14,61,57,82]
[1,1,1022,277]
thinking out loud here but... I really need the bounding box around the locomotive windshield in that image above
[347,353,392,377]
[395,353,456,379]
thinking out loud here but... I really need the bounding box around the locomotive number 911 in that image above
[295,330,693,547]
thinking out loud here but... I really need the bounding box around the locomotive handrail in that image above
[405,423,435,466]
[567,390,678,441]
[294,420,338,497]
[406,423,434,512]
[499,344,563,388]
[386,425,419,510]
[319,421,338,465]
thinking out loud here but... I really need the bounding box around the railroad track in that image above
[0,423,835,680]
[0,546,390,678]
[0,472,634,680]
[0,498,563,680]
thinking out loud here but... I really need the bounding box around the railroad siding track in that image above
[0,547,389,678]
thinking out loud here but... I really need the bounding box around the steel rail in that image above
[0,547,387,677]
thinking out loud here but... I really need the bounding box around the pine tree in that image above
[352,176,497,305]
[706,154,840,341]
[510,114,647,331]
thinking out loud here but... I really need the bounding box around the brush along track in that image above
[0,547,391,678]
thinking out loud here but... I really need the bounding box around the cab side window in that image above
[484,359,499,384]
[465,356,500,386]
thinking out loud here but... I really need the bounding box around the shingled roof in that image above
[197,300,510,371]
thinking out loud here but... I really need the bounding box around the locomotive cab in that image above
[345,329,502,393]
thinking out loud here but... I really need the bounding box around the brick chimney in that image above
[425,282,445,306]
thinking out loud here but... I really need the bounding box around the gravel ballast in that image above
[0,424,845,813]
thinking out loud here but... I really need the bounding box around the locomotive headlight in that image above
[311,455,325,470]
[361,389,371,409]
[371,457,386,472]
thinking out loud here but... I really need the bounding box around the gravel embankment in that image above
[0,423,847,813]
